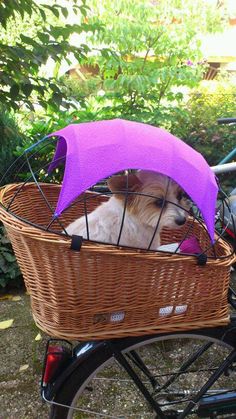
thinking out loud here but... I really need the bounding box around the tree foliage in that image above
[0,0,101,111]
[76,0,227,124]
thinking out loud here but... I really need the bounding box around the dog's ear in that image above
[108,174,142,195]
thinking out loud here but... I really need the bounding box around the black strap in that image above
[70,235,83,251]
[197,253,207,266]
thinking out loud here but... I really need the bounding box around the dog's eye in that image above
[178,191,190,202]
[155,198,165,208]
[177,191,183,202]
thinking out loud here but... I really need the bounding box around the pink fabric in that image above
[179,236,202,254]
[48,119,218,242]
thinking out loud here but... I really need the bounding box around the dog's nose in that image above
[175,215,186,226]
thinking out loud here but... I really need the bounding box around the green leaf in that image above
[80,6,88,17]
[38,7,46,21]
[42,5,60,19]
[2,252,16,263]
[52,92,63,106]
[21,83,34,97]
[20,34,35,46]
[0,275,8,287]
[9,84,19,99]
[0,245,11,252]
[61,7,68,19]
[0,254,7,273]
[0,235,10,244]
[37,32,50,44]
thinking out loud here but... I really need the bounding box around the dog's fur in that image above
[65,170,190,250]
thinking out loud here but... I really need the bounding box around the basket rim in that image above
[0,182,235,264]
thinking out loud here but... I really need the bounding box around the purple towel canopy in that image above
[48,118,218,242]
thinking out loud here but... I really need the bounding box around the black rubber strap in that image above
[70,235,83,251]
[197,253,207,266]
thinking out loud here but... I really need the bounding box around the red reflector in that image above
[43,346,64,386]
[224,226,236,239]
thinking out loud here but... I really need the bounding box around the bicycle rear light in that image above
[224,226,236,239]
[42,340,72,387]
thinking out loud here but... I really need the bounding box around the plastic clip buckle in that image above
[197,253,207,266]
[70,235,83,251]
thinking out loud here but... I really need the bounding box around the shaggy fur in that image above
[65,170,190,250]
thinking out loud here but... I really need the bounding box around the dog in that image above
[65,170,190,250]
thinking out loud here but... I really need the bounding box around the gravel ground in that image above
[0,290,50,419]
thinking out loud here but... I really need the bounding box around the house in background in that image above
[43,0,236,84]
[201,17,236,80]
[66,4,236,84]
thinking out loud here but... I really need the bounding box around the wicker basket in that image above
[0,183,235,340]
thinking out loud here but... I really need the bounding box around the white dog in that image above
[65,170,190,250]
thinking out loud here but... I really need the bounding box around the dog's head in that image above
[108,170,190,230]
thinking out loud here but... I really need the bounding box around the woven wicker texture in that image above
[0,183,234,340]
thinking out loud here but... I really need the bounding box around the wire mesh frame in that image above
[0,135,235,260]
[0,154,234,258]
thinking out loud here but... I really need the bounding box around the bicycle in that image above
[1,119,236,418]
[42,245,236,417]
[41,311,236,419]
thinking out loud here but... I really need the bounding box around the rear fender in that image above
[42,340,109,401]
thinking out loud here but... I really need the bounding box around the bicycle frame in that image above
[217,118,236,165]
[42,311,236,418]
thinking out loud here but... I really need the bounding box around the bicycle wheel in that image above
[49,331,236,419]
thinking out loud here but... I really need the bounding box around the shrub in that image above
[170,80,236,165]
[0,225,22,288]
[0,109,24,182]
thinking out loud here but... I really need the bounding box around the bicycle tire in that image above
[49,329,236,419]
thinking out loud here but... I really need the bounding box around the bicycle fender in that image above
[42,340,111,401]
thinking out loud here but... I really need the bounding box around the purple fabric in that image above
[48,119,218,242]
